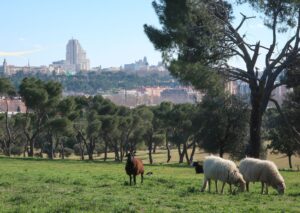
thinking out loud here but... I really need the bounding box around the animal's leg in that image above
[261,182,264,194]
[201,177,207,192]
[133,175,136,185]
[141,173,144,184]
[221,182,226,194]
[246,182,249,192]
[265,183,268,195]
[215,180,218,193]
[129,175,132,186]
[208,179,211,193]
[229,184,232,194]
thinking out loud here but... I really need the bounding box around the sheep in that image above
[200,155,246,194]
[191,161,204,174]
[239,157,285,195]
[125,152,144,185]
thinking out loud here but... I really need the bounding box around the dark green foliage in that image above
[10,71,179,94]
[265,87,300,168]
[197,94,249,159]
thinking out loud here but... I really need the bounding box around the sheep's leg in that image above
[261,182,264,194]
[215,180,218,193]
[200,177,207,192]
[133,175,136,185]
[141,173,144,184]
[265,183,268,195]
[208,179,211,193]
[129,175,132,186]
[221,182,226,194]
[229,184,232,194]
[246,182,249,192]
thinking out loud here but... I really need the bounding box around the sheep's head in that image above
[232,170,246,192]
[275,181,285,195]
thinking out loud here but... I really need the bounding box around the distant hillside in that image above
[7,71,181,94]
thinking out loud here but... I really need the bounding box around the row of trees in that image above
[1,77,298,167]
[0,77,247,163]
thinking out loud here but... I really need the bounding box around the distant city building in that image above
[66,38,90,72]
[0,97,27,116]
[124,57,149,72]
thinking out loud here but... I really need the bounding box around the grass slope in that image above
[0,157,299,213]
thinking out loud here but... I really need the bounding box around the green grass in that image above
[0,157,299,213]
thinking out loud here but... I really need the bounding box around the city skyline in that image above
[0,1,293,70]
[0,0,162,68]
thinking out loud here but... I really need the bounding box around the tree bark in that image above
[288,154,293,169]
[248,94,263,158]
[178,145,184,163]
[166,135,171,163]
[189,141,196,163]
[148,142,153,164]
[184,143,190,165]
[104,140,108,161]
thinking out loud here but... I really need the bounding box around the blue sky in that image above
[0,1,294,69]
[0,0,161,67]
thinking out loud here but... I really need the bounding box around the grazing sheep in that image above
[191,161,204,174]
[125,152,144,185]
[239,157,285,194]
[201,155,245,193]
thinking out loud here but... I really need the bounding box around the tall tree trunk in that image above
[148,142,153,164]
[80,141,84,160]
[153,143,157,154]
[61,141,64,160]
[183,143,190,165]
[166,136,171,163]
[189,142,196,163]
[114,142,120,161]
[288,154,293,169]
[248,94,263,158]
[104,140,108,161]
[178,144,184,163]
[28,139,34,157]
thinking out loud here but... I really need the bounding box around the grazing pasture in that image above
[0,157,299,213]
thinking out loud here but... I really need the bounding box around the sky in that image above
[0,0,162,68]
[0,1,295,69]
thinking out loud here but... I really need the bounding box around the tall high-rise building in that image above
[66,38,90,72]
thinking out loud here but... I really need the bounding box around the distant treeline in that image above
[7,71,180,94]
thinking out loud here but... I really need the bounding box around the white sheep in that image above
[239,157,286,194]
[200,155,246,193]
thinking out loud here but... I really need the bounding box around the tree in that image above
[266,87,300,168]
[145,0,300,158]
[167,103,196,164]
[153,102,173,162]
[198,94,249,158]
[0,78,16,156]
[19,78,62,157]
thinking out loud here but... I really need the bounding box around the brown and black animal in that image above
[125,152,144,185]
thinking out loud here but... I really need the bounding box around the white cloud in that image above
[0,49,42,57]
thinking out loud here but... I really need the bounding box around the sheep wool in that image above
[201,155,245,193]
[239,157,285,194]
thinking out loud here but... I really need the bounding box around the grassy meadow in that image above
[0,151,300,213]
